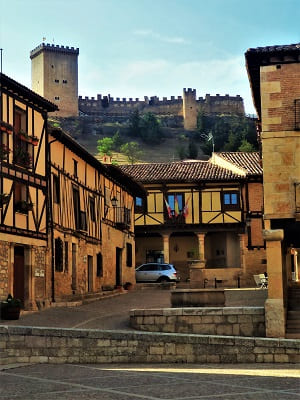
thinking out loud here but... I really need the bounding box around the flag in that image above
[183,194,191,218]
[164,198,172,218]
[174,196,180,217]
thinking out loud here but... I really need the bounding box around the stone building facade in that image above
[30,43,79,117]
[246,43,300,338]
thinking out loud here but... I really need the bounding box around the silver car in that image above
[135,263,179,283]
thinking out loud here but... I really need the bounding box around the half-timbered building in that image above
[0,73,57,309]
[121,153,266,287]
[0,73,145,309]
[49,128,145,301]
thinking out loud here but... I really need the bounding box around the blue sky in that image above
[1,0,299,114]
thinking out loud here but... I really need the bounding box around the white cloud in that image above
[133,29,189,45]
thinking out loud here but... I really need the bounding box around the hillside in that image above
[48,116,207,164]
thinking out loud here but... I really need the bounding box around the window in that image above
[135,196,144,213]
[73,159,78,178]
[54,96,60,100]
[96,252,103,277]
[53,174,60,204]
[54,79,59,83]
[14,182,32,214]
[55,237,63,271]
[63,79,67,84]
[14,107,33,169]
[222,191,240,211]
[72,187,80,230]
[89,197,96,221]
[167,193,183,216]
[126,243,132,267]
[0,130,10,162]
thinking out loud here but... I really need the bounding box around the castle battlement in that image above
[30,43,79,59]
[79,94,183,106]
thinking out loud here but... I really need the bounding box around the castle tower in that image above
[183,88,198,130]
[30,43,79,117]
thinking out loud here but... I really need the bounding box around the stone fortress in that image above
[30,43,245,130]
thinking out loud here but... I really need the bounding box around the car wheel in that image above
[158,276,170,283]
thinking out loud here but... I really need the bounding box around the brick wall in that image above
[0,325,299,365]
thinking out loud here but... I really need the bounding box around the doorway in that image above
[116,247,122,286]
[14,246,25,304]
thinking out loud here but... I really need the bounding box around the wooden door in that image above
[14,246,25,304]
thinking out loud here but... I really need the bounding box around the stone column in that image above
[196,233,206,262]
[162,234,170,264]
[189,233,206,288]
[263,229,285,338]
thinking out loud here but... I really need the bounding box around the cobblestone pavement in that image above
[1,363,300,399]
[0,288,171,330]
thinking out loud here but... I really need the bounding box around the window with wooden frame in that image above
[72,186,81,230]
[73,159,78,178]
[14,182,32,214]
[222,191,240,211]
[55,237,63,272]
[14,107,33,169]
[64,241,69,272]
[126,243,133,267]
[89,196,96,222]
[167,193,183,216]
[53,174,60,204]
[96,252,103,277]
[135,196,144,213]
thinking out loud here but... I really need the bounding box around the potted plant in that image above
[0,193,10,207]
[123,282,133,290]
[0,121,13,134]
[14,146,32,168]
[1,294,22,320]
[0,143,11,161]
[31,136,39,146]
[15,200,34,213]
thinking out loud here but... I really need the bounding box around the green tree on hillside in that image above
[129,109,141,137]
[120,141,143,164]
[97,137,114,156]
[140,112,162,143]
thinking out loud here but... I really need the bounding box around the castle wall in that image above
[78,89,244,130]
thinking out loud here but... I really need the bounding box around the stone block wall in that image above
[130,307,266,337]
[0,241,9,300]
[0,325,299,365]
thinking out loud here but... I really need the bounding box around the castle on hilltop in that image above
[30,43,245,130]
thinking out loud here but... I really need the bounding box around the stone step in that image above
[286,333,300,339]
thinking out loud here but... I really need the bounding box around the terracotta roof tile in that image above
[216,152,262,175]
[120,161,242,183]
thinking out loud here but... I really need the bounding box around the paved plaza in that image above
[1,363,300,399]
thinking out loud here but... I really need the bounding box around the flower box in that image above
[15,200,34,213]
[0,194,10,207]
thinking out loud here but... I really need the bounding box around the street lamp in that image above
[111,196,118,208]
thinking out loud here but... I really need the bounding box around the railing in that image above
[114,207,131,229]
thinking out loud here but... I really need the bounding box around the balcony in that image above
[114,207,131,229]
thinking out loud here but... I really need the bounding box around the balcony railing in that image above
[114,207,131,229]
